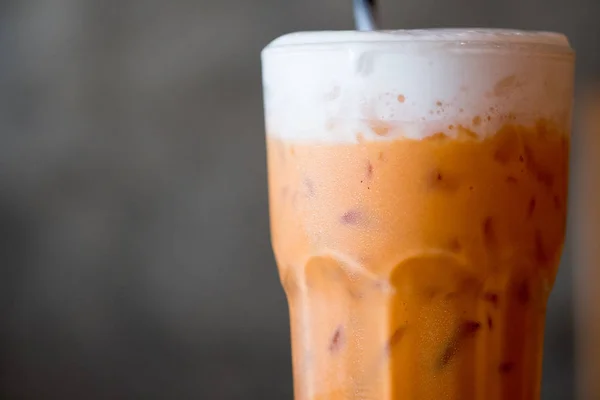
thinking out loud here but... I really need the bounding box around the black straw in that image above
[353,0,378,31]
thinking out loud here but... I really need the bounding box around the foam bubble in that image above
[261,29,574,143]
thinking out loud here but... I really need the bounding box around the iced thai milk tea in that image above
[262,30,575,400]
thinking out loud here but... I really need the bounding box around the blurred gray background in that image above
[0,0,596,399]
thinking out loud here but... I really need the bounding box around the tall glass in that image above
[262,29,575,400]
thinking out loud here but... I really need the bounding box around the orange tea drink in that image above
[262,30,575,400]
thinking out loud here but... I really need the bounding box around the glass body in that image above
[262,30,575,400]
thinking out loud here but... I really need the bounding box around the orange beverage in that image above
[262,30,575,400]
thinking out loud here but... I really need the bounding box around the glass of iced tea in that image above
[262,29,575,400]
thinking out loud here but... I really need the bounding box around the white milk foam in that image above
[261,29,574,143]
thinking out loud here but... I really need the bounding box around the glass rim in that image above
[263,29,575,58]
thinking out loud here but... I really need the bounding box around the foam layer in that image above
[261,29,575,142]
